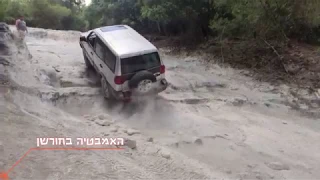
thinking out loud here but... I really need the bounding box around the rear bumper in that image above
[111,79,168,101]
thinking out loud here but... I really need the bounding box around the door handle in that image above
[100,64,103,68]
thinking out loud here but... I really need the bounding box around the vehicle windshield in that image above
[121,52,161,74]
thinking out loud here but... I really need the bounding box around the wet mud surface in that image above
[0,26,319,179]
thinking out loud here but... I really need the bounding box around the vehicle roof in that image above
[93,25,158,58]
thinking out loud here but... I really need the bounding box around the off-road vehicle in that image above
[79,25,168,101]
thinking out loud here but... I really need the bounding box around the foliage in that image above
[27,0,70,29]
[1,0,320,43]
[0,0,9,22]
[84,0,142,30]
[2,0,85,30]
[211,0,320,43]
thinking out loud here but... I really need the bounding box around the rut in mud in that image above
[1,26,320,180]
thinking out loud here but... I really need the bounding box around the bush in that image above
[69,15,87,31]
[0,0,9,21]
[211,0,320,42]
[5,0,29,20]
[3,17,15,25]
[28,0,71,29]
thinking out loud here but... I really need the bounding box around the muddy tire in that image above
[129,70,157,94]
[101,77,111,99]
[83,51,93,69]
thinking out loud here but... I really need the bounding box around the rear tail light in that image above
[160,65,165,74]
[114,76,124,85]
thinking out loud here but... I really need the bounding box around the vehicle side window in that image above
[94,37,116,72]
[88,32,96,47]
[104,45,116,72]
[95,37,105,60]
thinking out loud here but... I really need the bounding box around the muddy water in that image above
[2,26,320,179]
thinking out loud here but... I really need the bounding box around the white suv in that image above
[79,25,168,101]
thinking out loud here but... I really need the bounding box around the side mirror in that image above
[80,36,86,41]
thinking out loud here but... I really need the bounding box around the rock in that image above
[264,103,271,107]
[126,129,141,136]
[159,149,171,159]
[226,170,232,174]
[254,171,275,180]
[282,121,288,125]
[124,139,137,149]
[241,70,251,76]
[299,104,309,110]
[194,138,203,145]
[89,116,97,122]
[266,162,290,171]
[238,172,249,179]
[102,133,109,137]
[98,114,111,120]
[181,140,192,144]
[254,172,263,180]
[145,147,160,155]
[115,124,122,129]
[231,98,247,106]
[231,87,239,91]
[286,64,301,74]
[52,66,60,72]
[247,164,254,168]
[110,128,118,133]
[0,58,9,66]
[83,115,91,120]
[95,119,114,126]
[310,103,319,108]
[172,131,180,135]
[147,137,153,142]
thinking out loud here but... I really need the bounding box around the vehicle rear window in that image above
[121,52,161,74]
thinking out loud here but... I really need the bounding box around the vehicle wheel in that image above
[101,77,110,99]
[83,51,93,69]
[129,70,157,94]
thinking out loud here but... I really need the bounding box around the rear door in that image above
[120,52,162,81]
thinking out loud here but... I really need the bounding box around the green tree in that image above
[211,0,320,42]
[85,0,142,30]
[141,1,181,34]
[3,0,29,24]
[0,0,9,21]
[28,0,71,29]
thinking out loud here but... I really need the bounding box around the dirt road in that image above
[0,27,319,180]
